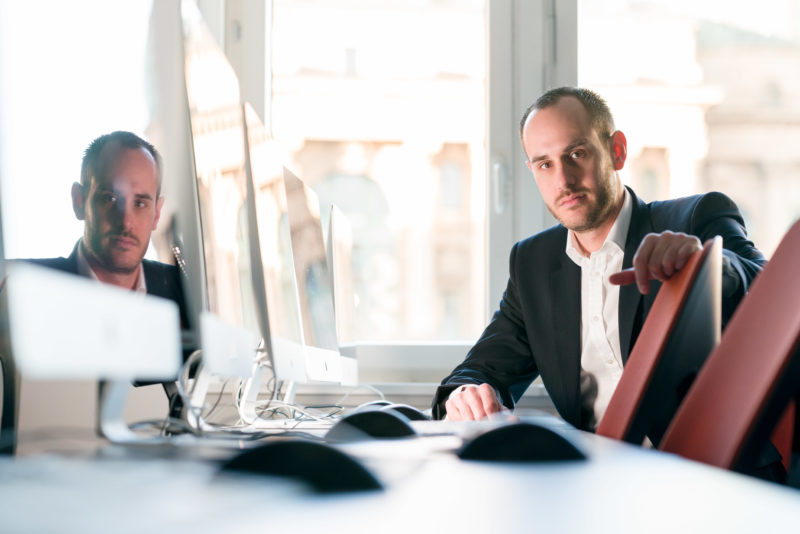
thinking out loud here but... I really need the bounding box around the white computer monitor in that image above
[3,263,182,445]
[282,167,344,384]
[182,0,262,377]
[146,0,264,431]
[242,105,307,388]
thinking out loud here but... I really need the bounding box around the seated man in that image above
[26,130,189,409]
[433,87,765,433]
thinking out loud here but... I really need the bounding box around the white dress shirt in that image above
[564,188,632,430]
[76,240,147,294]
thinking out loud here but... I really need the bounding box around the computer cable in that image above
[333,383,387,407]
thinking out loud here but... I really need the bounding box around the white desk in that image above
[1,421,799,533]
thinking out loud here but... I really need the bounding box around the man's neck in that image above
[91,267,140,290]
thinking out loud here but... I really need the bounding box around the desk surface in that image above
[1,418,799,534]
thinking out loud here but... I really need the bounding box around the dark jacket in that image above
[26,240,190,330]
[433,188,766,427]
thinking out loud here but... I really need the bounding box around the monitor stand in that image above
[98,380,170,445]
[238,365,298,426]
[183,363,215,432]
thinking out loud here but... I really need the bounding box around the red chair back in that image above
[597,237,722,445]
[660,220,800,473]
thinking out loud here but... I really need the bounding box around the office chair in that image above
[659,219,800,478]
[596,237,722,446]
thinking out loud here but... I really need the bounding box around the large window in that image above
[266,1,488,343]
[218,0,577,348]
[0,1,152,260]
[1,1,575,383]
[579,0,800,257]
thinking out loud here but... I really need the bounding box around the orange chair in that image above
[660,219,800,476]
[597,237,722,446]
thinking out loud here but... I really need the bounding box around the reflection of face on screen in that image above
[283,168,339,351]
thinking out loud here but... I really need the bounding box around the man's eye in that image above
[100,194,116,204]
[538,161,551,170]
[135,200,148,209]
[570,149,586,160]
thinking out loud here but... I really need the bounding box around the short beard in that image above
[550,171,618,233]
[84,234,142,275]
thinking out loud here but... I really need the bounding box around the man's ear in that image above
[610,130,627,171]
[71,182,86,220]
[152,196,165,231]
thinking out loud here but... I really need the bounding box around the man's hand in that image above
[609,231,701,294]
[444,383,507,421]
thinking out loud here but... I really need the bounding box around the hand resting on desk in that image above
[444,383,511,421]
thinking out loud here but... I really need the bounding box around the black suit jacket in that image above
[433,188,766,428]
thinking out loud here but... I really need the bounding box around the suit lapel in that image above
[550,252,582,426]
[618,188,652,361]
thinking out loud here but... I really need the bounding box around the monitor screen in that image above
[242,104,307,383]
[181,0,260,376]
[327,204,358,386]
[327,203,356,346]
[145,0,206,352]
[282,167,343,383]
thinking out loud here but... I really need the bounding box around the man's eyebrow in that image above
[134,193,154,201]
[562,139,589,154]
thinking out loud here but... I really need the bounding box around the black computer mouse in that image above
[218,439,382,493]
[325,408,417,442]
[457,422,586,462]
[380,403,430,421]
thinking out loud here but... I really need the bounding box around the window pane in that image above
[0,1,152,259]
[269,0,487,342]
[579,0,800,257]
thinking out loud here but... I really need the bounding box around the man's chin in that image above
[552,209,592,232]
[102,254,143,275]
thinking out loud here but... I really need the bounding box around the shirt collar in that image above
[565,186,632,264]
[76,240,147,294]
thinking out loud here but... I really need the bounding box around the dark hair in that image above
[519,87,616,144]
[80,130,162,196]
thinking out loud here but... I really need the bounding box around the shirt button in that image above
[606,359,614,365]
[593,315,600,322]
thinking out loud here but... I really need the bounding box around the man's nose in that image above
[112,201,133,228]
[556,161,578,189]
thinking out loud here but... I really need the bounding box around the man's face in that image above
[74,142,163,275]
[522,96,622,233]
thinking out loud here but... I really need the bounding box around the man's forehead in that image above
[524,98,597,154]
[92,143,158,193]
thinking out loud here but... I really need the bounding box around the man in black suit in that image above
[28,130,188,324]
[433,88,766,431]
[26,131,188,410]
